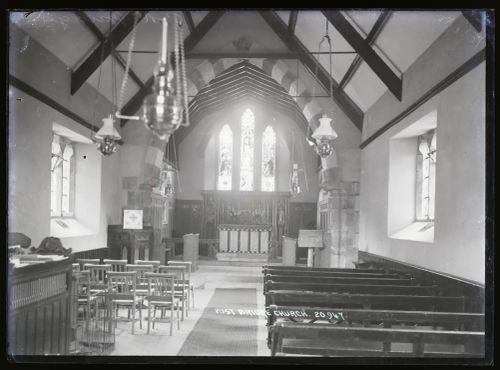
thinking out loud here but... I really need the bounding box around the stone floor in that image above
[106,263,269,356]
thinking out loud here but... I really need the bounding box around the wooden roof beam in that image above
[322,10,402,101]
[71,11,147,95]
[259,10,364,130]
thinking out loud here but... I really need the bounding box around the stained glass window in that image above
[240,109,255,191]
[261,125,276,191]
[217,124,233,190]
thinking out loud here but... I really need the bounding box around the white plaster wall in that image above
[8,23,122,252]
[359,62,485,283]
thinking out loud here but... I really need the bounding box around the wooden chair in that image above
[158,265,188,320]
[168,261,195,308]
[136,260,161,272]
[126,264,154,300]
[144,272,181,335]
[103,259,128,272]
[72,263,81,272]
[73,270,96,335]
[107,271,142,334]
[84,263,112,292]
[76,258,100,270]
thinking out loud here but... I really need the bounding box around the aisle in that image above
[108,264,269,357]
[178,288,258,356]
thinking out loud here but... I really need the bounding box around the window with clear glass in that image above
[51,134,75,217]
[217,124,233,191]
[261,125,276,191]
[240,108,255,191]
[416,130,436,221]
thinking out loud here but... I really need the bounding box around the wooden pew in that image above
[265,291,467,312]
[263,265,392,274]
[269,322,484,357]
[266,305,485,330]
[265,281,441,296]
[263,270,405,279]
[264,274,419,286]
[263,267,412,279]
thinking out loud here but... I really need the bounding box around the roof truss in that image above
[322,10,402,101]
[70,11,148,95]
[259,10,364,130]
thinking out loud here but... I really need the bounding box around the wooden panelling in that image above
[8,259,72,356]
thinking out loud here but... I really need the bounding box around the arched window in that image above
[261,125,276,192]
[240,108,255,191]
[217,124,233,190]
[51,133,75,217]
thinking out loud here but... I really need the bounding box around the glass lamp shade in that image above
[95,115,121,140]
[143,93,183,141]
[143,62,183,141]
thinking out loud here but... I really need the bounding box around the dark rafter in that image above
[259,10,363,130]
[71,11,148,95]
[288,11,298,34]
[75,11,145,90]
[183,11,195,33]
[120,11,226,127]
[322,10,402,101]
[339,10,392,89]
[461,11,483,32]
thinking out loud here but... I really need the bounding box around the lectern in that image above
[297,229,323,267]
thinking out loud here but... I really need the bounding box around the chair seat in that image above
[148,298,180,306]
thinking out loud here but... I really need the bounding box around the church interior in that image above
[7,9,492,360]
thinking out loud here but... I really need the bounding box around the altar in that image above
[218,224,272,254]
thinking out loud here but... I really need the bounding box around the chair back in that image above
[158,265,186,293]
[144,272,175,301]
[84,263,112,287]
[167,261,192,281]
[107,271,137,298]
[73,270,91,299]
[103,259,128,272]
[136,260,161,272]
[126,264,154,285]
[72,263,81,272]
[76,258,100,270]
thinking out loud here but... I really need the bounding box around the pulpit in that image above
[107,225,153,263]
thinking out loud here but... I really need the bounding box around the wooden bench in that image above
[264,274,419,287]
[263,270,406,279]
[265,281,441,296]
[263,265,393,274]
[269,322,484,357]
[266,305,484,330]
[266,291,467,312]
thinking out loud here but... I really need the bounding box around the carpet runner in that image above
[177,288,258,356]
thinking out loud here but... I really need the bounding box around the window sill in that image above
[50,218,96,238]
[389,221,434,243]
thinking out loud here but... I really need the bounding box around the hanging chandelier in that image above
[307,114,338,158]
[142,14,190,141]
[92,11,125,157]
[94,114,122,156]
[306,19,338,158]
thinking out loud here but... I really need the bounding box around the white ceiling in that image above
[10,9,463,121]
